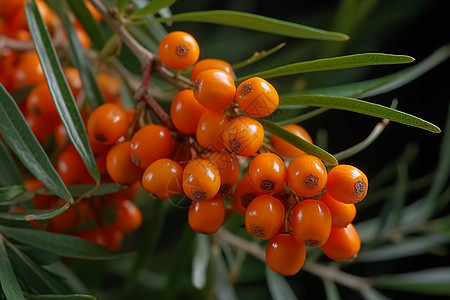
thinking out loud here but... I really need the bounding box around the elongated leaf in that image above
[0,139,23,186]
[279,94,441,133]
[130,0,178,19]
[0,186,26,202]
[0,225,122,259]
[192,233,210,289]
[0,238,26,300]
[26,1,100,184]
[212,244,238,300]
[0,85,72,202]
[266,266,297,300]
[236,53,414,82]
[24,294,96,300]
[0,203,69,221]
[262,119,338,165]
[143,10,348,41]
[38,183,125,197]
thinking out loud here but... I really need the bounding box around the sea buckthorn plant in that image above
[0,0,449,299]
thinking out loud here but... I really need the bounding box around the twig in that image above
[0,35,35,51]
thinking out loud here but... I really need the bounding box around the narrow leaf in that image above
[192,233,210,289]
[262,119,338,165]
[266,266,297,300]
[0,238,26,300]
[236,53,414,82]
[143,10,349,41]
[0,186,26,202]
[279,94,441,133]
[212,244,238,300]
[0,85,72,202]
[26,1,100,184]
[130,0,178,19]
[0,226,122,259]
[24,294,96,300]
[0,203,70,221]
[0,139,23,186]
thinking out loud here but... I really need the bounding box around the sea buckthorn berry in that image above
[183,159,221,201]
[203,151,239,194]
[170,89,208,134]
[142,158,183,199]
[321,223,361,261]
[326,164,368,204]
[97,72,122,102]
[130,124,174,169]
[192,69,236,111]
[235,77,279,117]
[48,199,79,234]
[106,141,143,185]
[233,173,262,215]
[245,195,285,239]
[110,198,143,234]
[26,81,58,120]
[188,195,225,234]
[26,114,56,144]
[266,233,306,276]
[291,199,332,247]
[222,116,264,157]
[64,67,82,98]
[196,110,229,150]
[56,144,93,185]
[319,191,356,227]
[287,154,327,197]
[190,58,233,81]
[74,227,123,251]
[270,124,313,158]
[248,152,286,194]
[87,103,129,145]
[12,50,45,90]
[158,31,200,70]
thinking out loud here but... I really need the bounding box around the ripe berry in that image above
[248,152,286,194]
[158,31,200,70]
[142,158,183,199]
[270,124,313,158]
[190,58,233,81]
[291,199,332,247]
[222,116,264,157]
[74,227,123,251]
[130,124,174,169]
[183,158,221,201]
[106,141,143,185]
[193,69,236,111]
[97,72,122,103]
[266,233,306,276]
[26,81,58,120]
[56,144,93,185]
[235,77,279,117]
[321,223,360,261]
[326,164,368,204]
[203,150,240,194]
[110,198,143,234]
[48,199,78,234]
[188,195,225,234]
[319,191,356,227]
[287,154,327,197]
[245,195,285,239]
[196,110,229,150]
[233,172,262,215]
[87,103,129,145]
[12,51,45,90]
[170,89,207,134]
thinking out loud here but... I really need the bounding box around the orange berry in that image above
[203,150,240,194]
[106,141,143,184]
[287,154,327,197]
[158,31,200,70]
[326,164,368,204]
[235,77,279,117]
[87,103,129,145]
[319,191,356,227]
[245,195,285,239]
[0,0,24,18]
[321,223,360,261]
[130,124,174,169]
[266,233,306,276]
[56,144,93,185]
[26,81,58,120]
[196,110,229,150]
[183,158,221,201]
[233,172,262,215]
[193,69,236,111]
[97,72,122,102]
[248,153,286,194]
[190,58,233,81]
[222,116,264,157]
[48,199,79,234]
[170,89,207,134]
[270,124,313,158]
[110,198,142,234]
[142,158,183,199]
[74,227,123,251]
[64,67,82,99]
[26,114,56,144]
[188,195,225,234]
[12,51,45,90]
[291,199,332,247]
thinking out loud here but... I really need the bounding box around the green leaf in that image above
[0,203,70,221]
[232,43,286,71]
[372,267,450,296]
[262,119,338,165]
[323,278,341,300]
[142,10,349,41]
[0,226,123,260]
[39,183,125,198]
[117,0,129,15]
[192,234,210,289]
[130,0,178,19]
[279,94,441,133]
[0,139,23,186]
[236,53,414,82]
[212,244,237,300]
[266,266,297,300]
[0,238,26,300]
[0,85,72,203]
[0,186,26,203]
[25,1,100,184]
[24,293,96,300]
